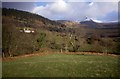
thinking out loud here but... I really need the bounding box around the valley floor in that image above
[2,52,120,77]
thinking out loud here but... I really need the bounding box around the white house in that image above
[20,28,35,33]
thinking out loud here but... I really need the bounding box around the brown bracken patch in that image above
[64,52,120,57]
[2,52,53,61]
[2,52,120,61]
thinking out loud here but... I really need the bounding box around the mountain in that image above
[80,19,102,28]
[80,18,119,29]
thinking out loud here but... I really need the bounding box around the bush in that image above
[37,33,46,48]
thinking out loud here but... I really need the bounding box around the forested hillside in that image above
[2,8,120,57]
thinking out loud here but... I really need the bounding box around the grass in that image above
[2,53,120,77]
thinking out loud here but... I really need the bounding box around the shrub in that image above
[37,33,46,48]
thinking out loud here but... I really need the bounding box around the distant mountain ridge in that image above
[56,17,119,29]
[80,18,119,29]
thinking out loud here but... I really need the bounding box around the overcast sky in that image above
[2,0,119,22]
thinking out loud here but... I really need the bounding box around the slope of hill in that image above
[98,22,119,28]
[2,8,66,28]
[2,8,120,57]
[57,20,80,28]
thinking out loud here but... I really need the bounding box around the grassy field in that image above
[2,53,120,77]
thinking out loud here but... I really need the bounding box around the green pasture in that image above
[2,54,120,77]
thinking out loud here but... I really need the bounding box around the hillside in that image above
[3,8,65,27]
[98,22,119,28]
[57,20,80,28]
[2,8,70,57]
[2,8,120,57]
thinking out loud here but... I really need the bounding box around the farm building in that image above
[20,27,35,33]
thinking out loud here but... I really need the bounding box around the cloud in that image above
[32,0,118,21]
[89,2,94,6]
[33,0,70,20]
[2,0,119,2]
[99,11,118,22]
[68,0,119,2]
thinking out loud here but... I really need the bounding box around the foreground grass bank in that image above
[2,53,120,77]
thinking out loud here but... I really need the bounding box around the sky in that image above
[2,0,119,22]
